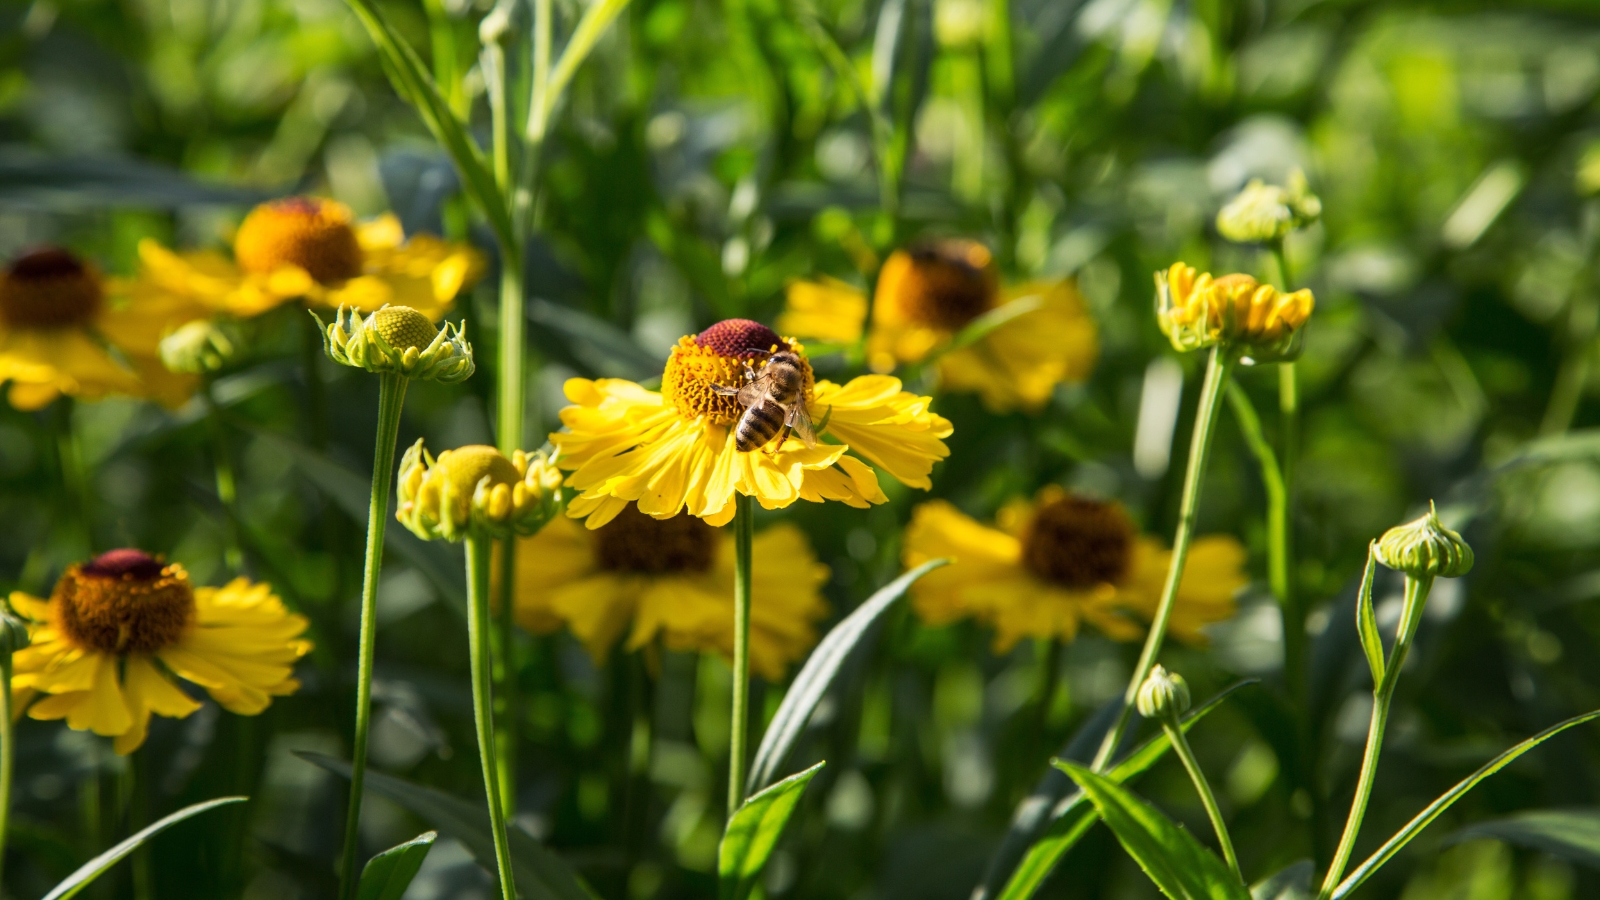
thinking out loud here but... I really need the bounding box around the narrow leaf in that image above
[994,682,1256,900]
[536,0,634,136]
[1332,709,1600,899]
[1354,542,1384,686]
[747,559,948,793]
[941,295,1046,357]
[1059,763,1250,900]
[1445,809,1600,870]
[358,831,438,900]
[528,298,662,380]
[42,797,246,900]
[1251,861,1312,900]
[300,752,595,900]
[719,762,825,900]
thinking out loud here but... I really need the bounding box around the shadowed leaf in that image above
[42,797,247,900]
[358,831,437,900]
[1445,809,1600,870]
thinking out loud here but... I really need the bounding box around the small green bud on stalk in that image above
[1375,501,1473,581]
[0,606,29,655]
[160,318,241,375]
[314,305,475,383]
[1135,664,1191,722]
[1216,169,1322,245]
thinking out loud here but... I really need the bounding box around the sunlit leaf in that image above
[746,559,948,794]
[535,0,635,137]
[357,831,437,900]
[42,797,247,900]
[720,762,825,900]
[1059,763,1249,900]
[1354,543,1384,686]
[528,297,661,380]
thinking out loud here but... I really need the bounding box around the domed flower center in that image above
[1020,494,1136,590]
[373,306,437,351]
[434,445,521,496]
[594,504,716,574]
[233,197,365,284]
[53,549,195,654]
[661,319,813,425]
[0,248,104,329]
[880,239,997,331]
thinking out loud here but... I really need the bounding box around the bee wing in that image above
[736,371,775,407]
[786,401,818,447]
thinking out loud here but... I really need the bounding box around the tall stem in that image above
[495,539,519,816]
[1092,347,1234,770]
[0,649,13,893]
[1541,291,1599,437]
[203,382,244,574]
[727,493,755,816]
[1317,575,1433,899]
[336,372,409,900]
[467,537,518,900]
[1162,720,1240,881]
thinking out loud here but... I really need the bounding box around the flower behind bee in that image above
[1156,262,1313,363]
[315,304,474,382]
[1216,169,1322,244]
[396,440,564,542]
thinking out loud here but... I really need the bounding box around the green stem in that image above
[53,398,92,555]
[336,372,409,900]
[1541,292,1599,437]
[0,650,13,893]
[203,382,244,574]
[495,538,518,816]
[1317,575,1434,900]
[728,493,755,817]
[1092,347,1235,770]
[1162,720,1241,882]
[467,537,517,900]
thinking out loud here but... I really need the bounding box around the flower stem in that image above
[728,492,755,817]
[336,371,409,900]
[1162,719,1241,881]
[1093,347,1234,770]
[203,381,244,574]
[0,648,13,893]
[495,538,518,816]
[467,536,517,900]
[1317,575,1434,900]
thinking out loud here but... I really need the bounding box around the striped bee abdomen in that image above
[735,399,788,452]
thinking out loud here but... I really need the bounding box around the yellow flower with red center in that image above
[0,247,208,410]
[135,197,485,322]
[508,504,829,680]
[902,488,1245,651]
[1156,262,1314,362]
[552,318,951,528]
[8,549,312,754]
[777,239,1099,412]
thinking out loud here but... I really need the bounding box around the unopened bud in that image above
[1216,169,1322,244]
[1135,665,1191,721]
[1375,501,1473,580]
[160,319,241,375]
[0,605,30,655]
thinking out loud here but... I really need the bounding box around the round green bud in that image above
[1216,169,1322,245]
[314,304,475,383]
[1375,501,1473,580]
[159,318,241,375]
[1135,665,1191,721]
[0,605,31,655]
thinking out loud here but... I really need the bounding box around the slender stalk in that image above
[0,649,13,893]
[727,493,755,816]
[1092,347,1235,770]
[336,372,410,900]
[1034,637,1062,738]
[53,398,92,555]
[1162,720,1240,881]
[466,537,517,900]
[1541,291,1599,436]
[1316,575,1434,899]
[130,751,152,900]
[495,539,519,816]
[203,382,244,574]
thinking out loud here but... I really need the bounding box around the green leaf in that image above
[528,297,662,380]
[1251,861,1312,900]
[0,150,273,210]
[1446,809,1600,870]
[540,0,634,133]
[1331,708,1600,899]
[719,762,825,900]
[941,294,1046,357]
[994,682,1255,900]
[358,831,438,900]
[42,797,247,900]
[1354,542,1385,686]
[746,560,948,793]
[1058,763,1249,900]
[338,0,513,251]
[299,752,595,900]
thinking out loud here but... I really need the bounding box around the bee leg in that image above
[710,383,741,396]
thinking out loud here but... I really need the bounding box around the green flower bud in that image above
[1216,169,1322,244]
[159,318,241,375]
[1375,501,1473,580]
[1135,665,1191,722]
[0,604,31,656]
[396,439,564,542]
[314,305,474,383]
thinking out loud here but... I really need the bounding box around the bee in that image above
[712,350,818,452]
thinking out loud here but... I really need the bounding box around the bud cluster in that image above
[396,440,564,543]
[1156,263,1314,363]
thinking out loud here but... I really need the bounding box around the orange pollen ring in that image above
[661,320,814,426]
[593,504,716,573]
[52,549,196,654]
[1020,495,1136,590]
[0,247,104,329]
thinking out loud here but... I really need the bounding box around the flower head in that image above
[159,318,242,375]
[9,548,311,754]
[1156,262,1313,363]
[1374,501,1473,580]
[1216,170,1322,244]
[552,318,951,528]
[508,504,829,680]
[903,488,1243,651]
[0,247,207,410]
[317,304,474,382]
[397,440,564,542]
[1135,665,1191,721]
[134,196,484,322]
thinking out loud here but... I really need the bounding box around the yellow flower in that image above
[8,549,312,754]
[396,441,563,542]
[552,318,951,528]
[0,247,206,410]
[1156,262,1313,362]
[778,239,1098,412]
[509,504,829,680]
[135,197,485,323]
[902,488,1244,652]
